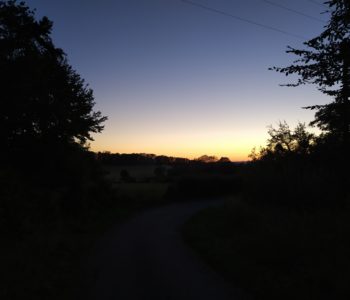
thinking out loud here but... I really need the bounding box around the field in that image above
[103,165,163,182]
[1,163,172,300]
[183,197,347,300]
[103,164,170,203]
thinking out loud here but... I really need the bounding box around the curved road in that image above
[87,200,245,300]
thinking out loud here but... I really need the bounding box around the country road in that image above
[86,200,245,300]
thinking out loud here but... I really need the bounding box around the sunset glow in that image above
[27,0,330,160]
[91,129,269,161]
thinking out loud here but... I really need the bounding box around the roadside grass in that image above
[116,182,169,202]
[1,169,170,300]
[182,198,348,300]
[3,192,170,300]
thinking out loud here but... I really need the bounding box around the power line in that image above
[307,0,326,7]
[180,0,307,40]
[260,0,326,24]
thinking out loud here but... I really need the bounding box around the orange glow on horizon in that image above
[90,146,249,161]
[90,129,268,162]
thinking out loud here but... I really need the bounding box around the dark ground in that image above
[85,200,246,300]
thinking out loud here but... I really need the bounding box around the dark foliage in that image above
[0,0,107,158]
[271,0,350,149]
[250,122,316,161]
[97,152,191,166]
[0,2,111,298]
[154,166,166,179]
[120,169,136,182]
[183,201,349,300]
[166,162,241,200]
[182,3,349,300]
[96,152,234,167]
[247,120,349,210]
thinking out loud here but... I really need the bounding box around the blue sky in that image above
[26,0,330,160]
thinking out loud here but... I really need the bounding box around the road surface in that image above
[86,200,246,300]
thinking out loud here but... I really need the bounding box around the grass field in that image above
[116,182,168,201]
[103,164,171,183]
[182,198,346,300]
[2,163,172,300]
[103,164,170,204]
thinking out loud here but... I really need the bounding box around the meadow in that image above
[182,156,348,300]
[1,159,172,299]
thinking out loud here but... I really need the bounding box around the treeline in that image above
[96,152,233,166]
[245,121,348,210]
[96,152,190,166]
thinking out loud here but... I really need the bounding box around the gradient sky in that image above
[26,0,330,161]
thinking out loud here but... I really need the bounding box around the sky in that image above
[26,0,330,161]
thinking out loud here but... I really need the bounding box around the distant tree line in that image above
[96,152,190,166]
[96,152,232,166]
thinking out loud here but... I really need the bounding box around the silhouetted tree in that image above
[267,121,294,153]
[196,155,218,163]
[0,1,106,157]
[120,169,135,182]
[218,157,231,163]
[120,169,130,182]
[271,0,350,151]
[252,122,315,160]
[154,166,166,179]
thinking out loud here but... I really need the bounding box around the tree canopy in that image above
[271,0,349,147]
[249,122,315,161]
[0,1,107,154]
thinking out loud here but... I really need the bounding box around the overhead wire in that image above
[307,0,326,7]
[259,0,326,24]
[180,0,307,40]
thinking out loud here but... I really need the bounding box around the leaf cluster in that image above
[250,122,315,161]
[270,0,350,146]
[0,1,107,154]
[270,0,350,97]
